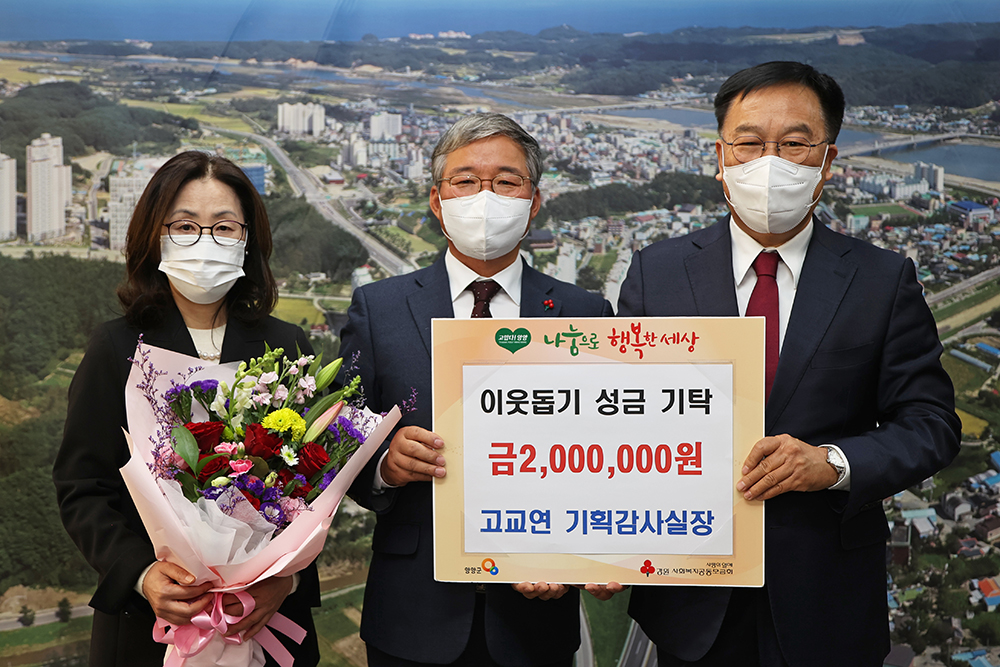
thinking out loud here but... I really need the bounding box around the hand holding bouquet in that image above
[121,341,399,667]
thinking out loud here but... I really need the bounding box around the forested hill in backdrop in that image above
[15,22,1000,107]
[0,255,124,593]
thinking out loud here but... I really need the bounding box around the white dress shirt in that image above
[729,219,851,491]
[374,250,524,490]
[444,248,523,320]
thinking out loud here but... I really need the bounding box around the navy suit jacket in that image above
[341,256,613,666]
[53,306,320,667]
[618,220,960,667]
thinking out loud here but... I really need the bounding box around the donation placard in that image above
[432,317,764,587]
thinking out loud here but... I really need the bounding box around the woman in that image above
[53,151,321,666]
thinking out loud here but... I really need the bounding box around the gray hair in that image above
[431,112,542,185]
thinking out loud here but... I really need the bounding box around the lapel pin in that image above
[543,299,554,311]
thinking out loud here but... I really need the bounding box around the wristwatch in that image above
[821,445,847,487]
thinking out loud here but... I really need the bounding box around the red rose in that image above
[240,489,261,510]
[196,454,229,484]
[276,468,313,499]
[185,421,225,454]
[290,481,312,499]
[244,423,283,459]
[296,442,330,480]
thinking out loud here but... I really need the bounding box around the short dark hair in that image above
[714,61,845,143]
[117,151,278,327]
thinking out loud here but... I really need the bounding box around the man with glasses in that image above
[619,61,959,666]
[340,112,613,667]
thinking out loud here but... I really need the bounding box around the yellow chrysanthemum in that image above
[261,408,307,442]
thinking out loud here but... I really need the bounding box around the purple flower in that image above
[233,475,265,496]
[260,502,285,527]
[200,486,226,501]
[337,415,366,443]
[327,422,342,444]
[247,477,264,495]
[400,387,419,415]
[191,379,219,393]
[164,384,189,403]
[318,468,337,492]
[261,486,281,503]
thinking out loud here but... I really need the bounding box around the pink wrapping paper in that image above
[119,343,399,665]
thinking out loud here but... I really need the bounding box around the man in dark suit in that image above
[341,112,613,666]
[618,62,960,666]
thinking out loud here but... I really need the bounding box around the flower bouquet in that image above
[120,341,399,667]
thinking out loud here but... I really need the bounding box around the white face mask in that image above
[159,236,246,305]
[721,147,828,235]
[439,189,532,261]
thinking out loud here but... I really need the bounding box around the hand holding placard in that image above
[511,582,570,600]
[736,434,837,500]
[580,582,627,601]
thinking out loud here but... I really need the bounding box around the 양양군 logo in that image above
[495,327,531,354]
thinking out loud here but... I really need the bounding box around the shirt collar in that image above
[444,249,523,306]
[730,217,813,288]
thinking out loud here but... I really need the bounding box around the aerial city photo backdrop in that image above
[2,1,1000,665]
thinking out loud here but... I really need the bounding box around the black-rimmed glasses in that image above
[721,136,829,165]
[163,220,247,247]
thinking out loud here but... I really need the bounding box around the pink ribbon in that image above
[254,612,307,667]
[154,590,305,667]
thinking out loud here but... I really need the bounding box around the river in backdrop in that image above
[607,107,1000,183]
[1,51,539,108]
[7,49,1000,183]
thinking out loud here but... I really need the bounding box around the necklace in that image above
[188,323,226,363]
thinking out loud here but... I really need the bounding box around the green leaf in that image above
[307,352,323,379]
[303,393,341,430]
[308,458,338,487]
[176,471,199,502]
[193,452,225,476]
[171,425,200,472]
[314,357,342,392]
[336,375,361,401]
[249,455,270,479]
[169,391,193,423]
[191,382,219,413]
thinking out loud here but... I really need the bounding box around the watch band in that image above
[821,445,847,487]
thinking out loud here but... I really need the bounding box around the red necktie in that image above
[746,251,780,401]
[470,280,501,318]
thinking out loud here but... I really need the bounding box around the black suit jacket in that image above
[53,305,320,667]
[618,220,960,667]
[340,256,614,666]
